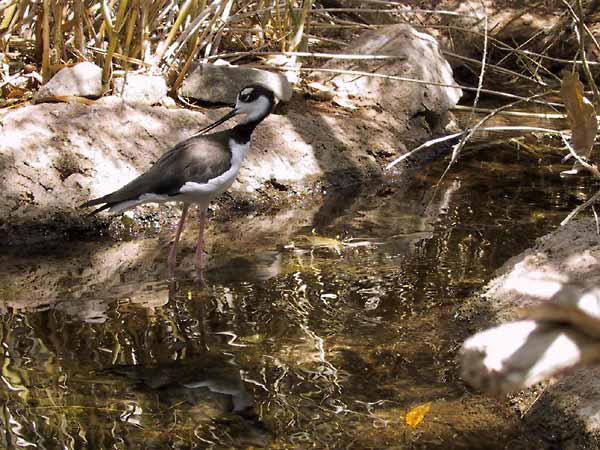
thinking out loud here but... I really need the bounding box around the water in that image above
[0,145,594,449]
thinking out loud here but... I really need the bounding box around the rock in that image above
[0,86,434,244]
[181,64,292,104]
[461,284,600,395]
[33,62,102,103]
[113,74,168,105]
[160,96,177,108]
[311,24,462,131]
[1,47,450,245]
[94,95,127,107]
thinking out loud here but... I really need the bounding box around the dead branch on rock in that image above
[461,284,600,395]
[560,189,600,226]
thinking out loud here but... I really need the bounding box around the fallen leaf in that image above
[560,72,598,160]
[46,95,97,105]
[240,334,264,343]
[7,87,25,99]
[405,402,432,428]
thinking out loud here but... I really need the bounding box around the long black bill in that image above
[195,108,240,135]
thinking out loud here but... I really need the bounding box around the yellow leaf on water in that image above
[240,334,264,343]
[405,402,432,428]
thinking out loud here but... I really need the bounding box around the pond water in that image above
[0,143,594,449]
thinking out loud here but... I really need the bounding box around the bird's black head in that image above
[237,84,276,105]
[195,84,276,136]
[233,84,276,123]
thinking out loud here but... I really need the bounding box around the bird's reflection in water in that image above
[109,352,255,416]
[105,280,272,447]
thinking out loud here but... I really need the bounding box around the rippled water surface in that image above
[0,146,593,449]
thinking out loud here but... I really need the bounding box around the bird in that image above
[80,84,276,277]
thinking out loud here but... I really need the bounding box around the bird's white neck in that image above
[229,139,251,166]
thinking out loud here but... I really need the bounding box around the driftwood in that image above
[460,284,600,394]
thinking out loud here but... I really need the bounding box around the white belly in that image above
[178,139,250,206]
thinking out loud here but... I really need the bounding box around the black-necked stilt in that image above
[80,84,276,277]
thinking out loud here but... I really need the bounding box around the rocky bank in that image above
[0,24,460,245]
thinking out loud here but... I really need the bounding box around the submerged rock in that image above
[33,62,102,103]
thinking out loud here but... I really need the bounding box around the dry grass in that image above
[0,0,370,88]
[0,1,583,96]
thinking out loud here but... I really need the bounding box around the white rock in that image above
[113,74,168,105]
[160,96,177,108]
[33,62,102,103]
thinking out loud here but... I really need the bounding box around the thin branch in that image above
[248,64,564,108]
[560,133,600,178]
[561,189,600,226]
[385,132,464,170]
[387,92,558,169]
[472,15,488,110]
[453,105,564,119]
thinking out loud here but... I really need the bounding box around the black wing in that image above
[80,132,233,212]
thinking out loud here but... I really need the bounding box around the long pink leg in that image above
[167,204,189,278]
[194,208,207,272]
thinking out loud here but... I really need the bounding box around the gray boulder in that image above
[312,24,462,130]
[181,64,292,104]
[33,62,102,103]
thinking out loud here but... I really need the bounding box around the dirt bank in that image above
[0,22,463,245]
[0,90,447,245]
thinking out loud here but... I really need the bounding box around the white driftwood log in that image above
[460,284,600,394]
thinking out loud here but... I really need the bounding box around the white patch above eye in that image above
[240,87,254,98]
